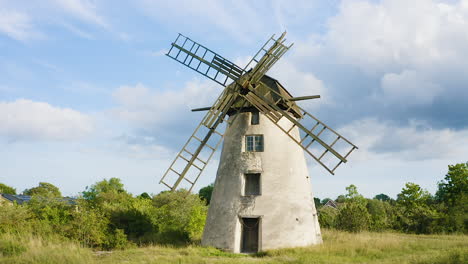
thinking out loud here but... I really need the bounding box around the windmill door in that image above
[241,217,260,253]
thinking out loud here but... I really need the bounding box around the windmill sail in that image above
[241,81,357,174]
[160,88,236,191]
[243,32,293,85]
[167,33,244,87]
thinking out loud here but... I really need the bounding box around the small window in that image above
[251,111,259,125]
[246,135,264,152]
[244,173,261,195]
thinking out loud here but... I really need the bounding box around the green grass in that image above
[1,230,467,264]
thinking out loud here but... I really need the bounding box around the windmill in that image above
[159,32,357,253]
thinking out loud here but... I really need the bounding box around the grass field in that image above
[1,229,467,264]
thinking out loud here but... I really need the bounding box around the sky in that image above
[1,0,467,199]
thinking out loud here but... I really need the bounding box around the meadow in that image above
[1,229,467,264]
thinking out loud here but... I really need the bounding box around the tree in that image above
[374,193,391,202]
[0,183,16,194]
[435,162,468,233]
[23,182,61,197]
[436,162,468,206]
[335,195,346,203]
[314,197,321,209]
[198,184,214,205]
[366,199,394,231]
[138,192,151,200]
[82,178,129,203]
[321,198,332,206]
[396,182,437,233]
[336,185,370,232]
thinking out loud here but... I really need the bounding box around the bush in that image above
[318,206,338,228]
[151,190,207,243]
[0,204,35,234]
[198,184,214,205]
[366,199,394,231]
[336,202,370,232]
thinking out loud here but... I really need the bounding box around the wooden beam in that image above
[289,95,320,101]
[191,107,212,112]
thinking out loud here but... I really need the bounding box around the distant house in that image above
[323,199,339,209]
[0,194,76,206]
[0,194,31,205]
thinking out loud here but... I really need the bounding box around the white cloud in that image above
[338,118,468,162]
[0,9,39,41]
[111,81,220,127]
[60,22,94,39]
[380,70,442,105]
[146,49,167,57]
[0,99,93,141]
[284,0,468,120]
[136,0,262,42]
[326,0,468,72]
[270,59,328,110]
[51,0,108,28]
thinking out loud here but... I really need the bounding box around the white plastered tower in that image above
[201,111,322,253]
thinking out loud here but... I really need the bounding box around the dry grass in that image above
[1,230,467,264]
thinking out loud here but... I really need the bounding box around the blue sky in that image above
[1,0,468,199]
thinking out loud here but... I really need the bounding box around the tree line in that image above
[315,162,467,234]
[0,162,466,250]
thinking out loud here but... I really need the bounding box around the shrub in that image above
[151,190,207,243]
[318,206,338,228]
[0,204,35,234]
[366,199,394,231]
[336,202,371,232]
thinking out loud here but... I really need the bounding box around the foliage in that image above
[198,184,214,205]
[366,199,394,231]
[152,190,207,243]
[335,185,371,232]
[1,161,466,256]
[0,203,35,234]
[138,192,151,199]
[437,162,468,205]
[313,197,321,209]
[82,177,127,202]
[436,162,468,233]
[320,198,332,206]
[64,201,115,248]
[318,206,338,228]
[374,193,391,202]
[336,202,370,232]
[23,182,62,197]
[396,182,437,234]
[335,195,346,203]
[0,183,16,194]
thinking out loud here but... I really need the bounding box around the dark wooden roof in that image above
[229,74,302,118]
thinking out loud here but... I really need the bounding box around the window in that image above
[246,135,263,152]
[251,111,259,125]
[244,173,261,195]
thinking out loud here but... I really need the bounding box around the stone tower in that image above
[201,78,322,253]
